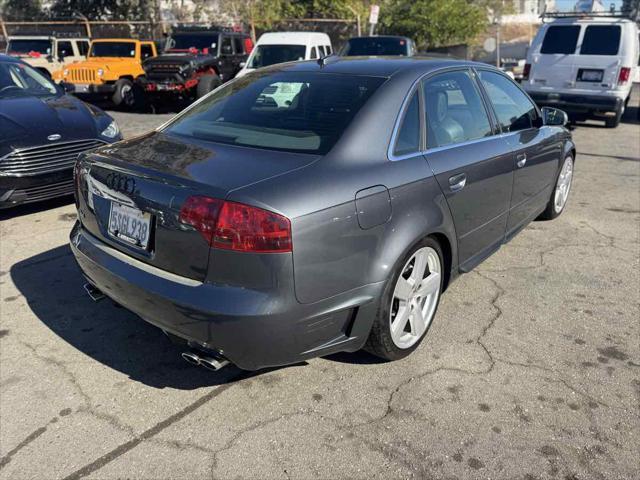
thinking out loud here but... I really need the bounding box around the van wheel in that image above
[538,154,574,220]
[365,237,444,361]
[112,79,134,108]
[605,106,623,128]
[197,74,221,98]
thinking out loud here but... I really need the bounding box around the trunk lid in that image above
[77,131,318,281]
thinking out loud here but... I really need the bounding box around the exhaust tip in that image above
[181,350,230,371]
[83,283,105,302]
[181,352,201,366]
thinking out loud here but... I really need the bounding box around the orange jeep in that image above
[53,39,156,108]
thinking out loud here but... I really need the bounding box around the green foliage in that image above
[1,0,44,20]
[47,0,151,20]
[380,0,487,49]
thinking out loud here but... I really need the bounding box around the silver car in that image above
[70,57,575,371]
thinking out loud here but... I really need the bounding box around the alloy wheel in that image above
[554,156,573,213]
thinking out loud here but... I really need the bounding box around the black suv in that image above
[138,28,252,103]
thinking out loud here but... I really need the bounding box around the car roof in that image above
[91,38,146,43]
[347,35,412,41]
[543,16,637,25]
[271,56,484,78]
[257,32,331,44]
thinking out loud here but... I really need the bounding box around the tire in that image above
[112,78,134,108]
[365,237,444,361]
[538,154,574,220]
[197,74,221,98]
[605,106,623,128]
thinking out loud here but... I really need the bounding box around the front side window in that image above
[163,73,385,155]
[233,37,244,54]
[479,70,537,133]
[77,41,89,56]
[423,70,492,149]
[57,41,73,58]
[0,62,58,97]
[249,45,306,68]
[90,42,136,57]
[141,44,154,60]
[221,36,233,54]
[540,26,580,54]
[393,92,421,156]
[580,25,621,55]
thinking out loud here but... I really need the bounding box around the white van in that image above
[522,14,639,127]
[235,32,332,78]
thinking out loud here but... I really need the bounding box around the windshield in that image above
[540,26,580,54]
[341,37,408,56]
[7,39,52,55]
[249,44,306,68]
[0,61,58,98]
[163,72,385,155]
[168,34,219,51]
[90,42,136,58]
[580,25,621,55]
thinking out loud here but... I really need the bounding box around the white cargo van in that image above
[235,32,332,78]
[523,13,639,127]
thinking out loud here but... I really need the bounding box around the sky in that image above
[553,0,624,11]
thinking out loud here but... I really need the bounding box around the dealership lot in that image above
[1,92,639,479]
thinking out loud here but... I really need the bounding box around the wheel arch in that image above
[118,75,134,82]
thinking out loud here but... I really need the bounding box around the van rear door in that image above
[530,24,581,92]
[573,24,622,94]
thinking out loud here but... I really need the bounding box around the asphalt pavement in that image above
[0,92,638,480]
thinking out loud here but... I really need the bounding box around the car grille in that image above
[69,68,97,83]
[10,179,75,204]
[148,63,183,74]
[0,139,106,176]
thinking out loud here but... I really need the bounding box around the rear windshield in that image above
[90,42,136,57]
[580,25,621,55]
[540,26,580,54]
[163,73,385,155]
[249,45,306,68]
[168,34,219,52]
[341,37,408,56]
[7,39,51,55]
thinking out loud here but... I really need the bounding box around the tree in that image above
[48,0,151,20]
[1,0,43,20]
[221,0,301,41]
[380,0,487,50]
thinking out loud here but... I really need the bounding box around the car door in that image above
[422,69,514,271]
[477,69,562,238]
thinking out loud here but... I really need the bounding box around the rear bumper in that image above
[137,77,196,93]
[527,91,624,115]
[70,222,382,370]
[0,169,73,208]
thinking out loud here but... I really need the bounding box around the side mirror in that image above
[542,107,568,126]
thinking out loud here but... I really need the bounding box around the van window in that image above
[540,26,580,54]
[310,47,318,59]
[326,45,332,54]
[580,25,621,55]
[394,92,420,156]
[423,70,492,148]
[479,71,537,133]
[318,45,326,57]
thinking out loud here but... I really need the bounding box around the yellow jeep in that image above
[53,39,157,108]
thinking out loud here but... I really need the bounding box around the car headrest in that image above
[426,90,449,123]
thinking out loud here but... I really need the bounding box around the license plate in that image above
[579,69,603,82]
[156,84,170,91]
[74,84,90,92]
[108,202,151,249]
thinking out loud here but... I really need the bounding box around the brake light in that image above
[618,67,631,85]
[522,63,531,80]
[179,196,292,253]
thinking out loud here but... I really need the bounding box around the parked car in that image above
[0,55,121,209]
[5,35,90,77]
[70,57,574,371]
[522,13,639,127]
[52,39,157,108]
[235,32,332,78]
[138,28,252,103]
[340,36,416,57]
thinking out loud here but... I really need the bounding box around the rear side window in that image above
[423,70,492,149]
[221,36,233,54]
[479,71,537,132]
[540,26,580,54]
[393,92,420,156]
[233,37,244,54]
[164,73,385,155]
[580,25,621,55]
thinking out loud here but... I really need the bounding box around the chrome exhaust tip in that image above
[83,283,105,302]
[181,351,230,371]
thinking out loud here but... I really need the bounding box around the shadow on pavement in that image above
[0,196,74,221]
[10,244,302,389]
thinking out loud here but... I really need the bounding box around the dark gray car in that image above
[70,57,575,371]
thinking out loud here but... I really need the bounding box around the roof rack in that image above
[540,9,638,22]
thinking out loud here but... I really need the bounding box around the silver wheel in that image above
[389,246,441,349]
[554,156,573,213]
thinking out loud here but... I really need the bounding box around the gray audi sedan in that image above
[70,57,575,371]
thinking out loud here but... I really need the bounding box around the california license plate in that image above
[108,202,151,249]
[579,69,603,82]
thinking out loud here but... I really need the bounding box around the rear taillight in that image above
[618,67,631,85]
[179,196,292,253]
[522,63,531,81]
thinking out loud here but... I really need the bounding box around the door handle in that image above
[449,173,467,192]
[517,153,527,168]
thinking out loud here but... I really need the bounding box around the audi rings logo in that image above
[106,173,136,195]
